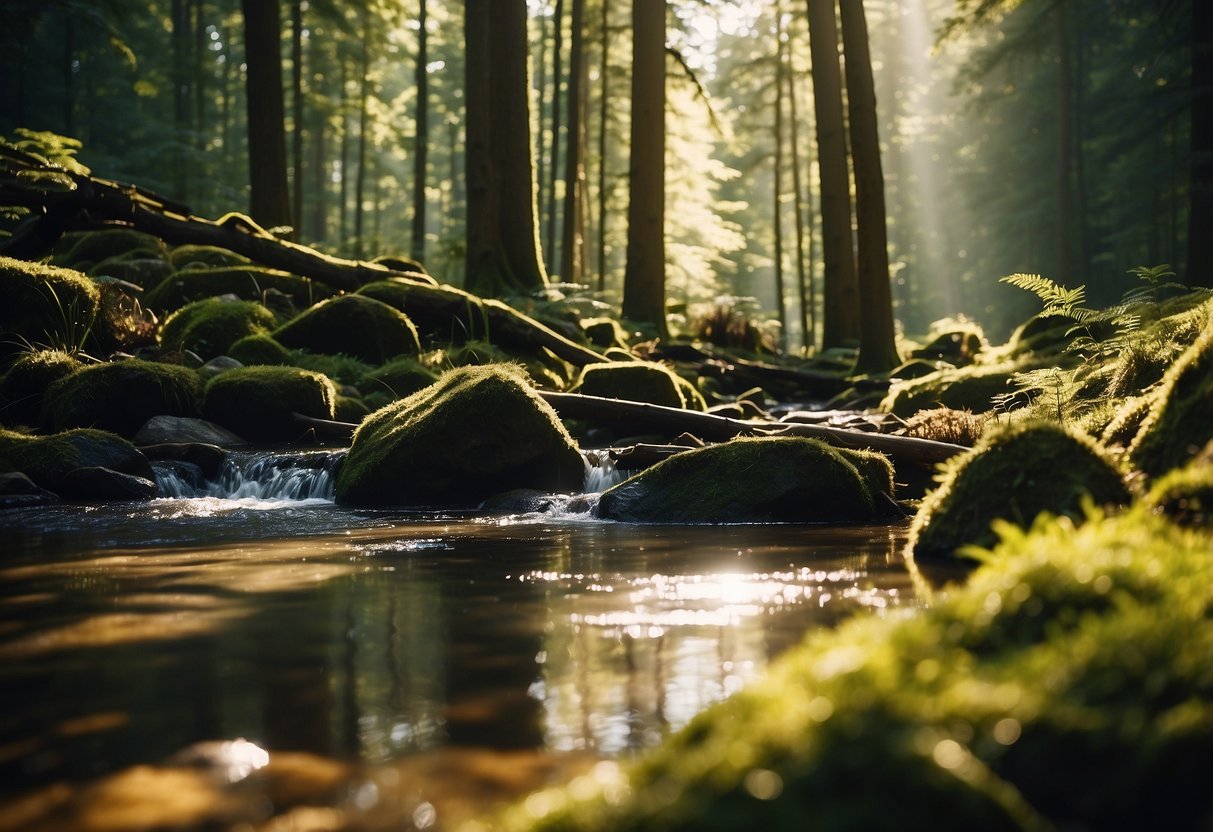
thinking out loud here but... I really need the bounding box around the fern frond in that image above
[1000,273,1086,316]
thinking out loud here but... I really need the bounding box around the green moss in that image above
[581,317,629,350]
[228,333,292,366]
[42,358,203,437]
[0,256,101,358]
[203,366,336,442]
[158,298,277,359]
[52,229,165,268]
[891,358,948,380]
[88,255,174,290]
[334,395,371,423]
[595,437,895,524]
[504,509,1213,832]
[0,350,82,427]
[358,357,439,400]
[370,254,428,275]
[1142,449,1213,527]
[167,244,251,270]
[288,351,374,386]
[911,321,986,365]
[273,294,421,364]
[1129,323,1213,477]
[143,266,331,312]
[0,427,152,491]
[575,362,688,409]
[357,278,487,341]
[335,364,584,507]
[881,363,1023,417]
[909,420,1130,562]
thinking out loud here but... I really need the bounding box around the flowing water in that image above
[0,452,916,831]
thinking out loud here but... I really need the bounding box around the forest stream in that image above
[0,452,914,831]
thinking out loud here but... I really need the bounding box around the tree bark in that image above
[1189,0,1213,287]
[773,15,788,352]
[806,0,858,350]
[172,0,191,199]
[241,0,291,230]
[596,0,611,293]
[411,0,429,264]
[546,0,565,270]
[838,0,899,374]
[291,0,304,240]
[464,0,548,296]
[353,3,371,257]
[786,26,813,354]
[560,0,588,284]
[1055,2,1072,281]
[622,0,668,338]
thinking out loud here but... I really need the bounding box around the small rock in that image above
[135,415,249,448]
[58,466,157,501]
[0,471,59,507]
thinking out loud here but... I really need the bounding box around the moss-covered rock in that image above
[143,266,331,312]
[370,254,429,275]
[357,357,439,401]
[908,420,1130,561]
[0,427,153,493]
[203,366,336,443]
[575,362,688,409]
[595,437,895,524]
[228,333,292,366]
[158,298,278,359]
[88,255,175,290]
[911,323,986,366]
[0,349,82,427]
[1128,323,1213,477]
[53,229,166,268]
[42,358,204,437]
[356,278,487,341]
[168,244,251,270]
[1143,445,1213,527]
[881,363,1022,417]
[503,509,1213,832]
[581,316,630,350]
[334,395,372,423]
[335,364,584,507]
[273,294,421,364]
[0,256,100,360]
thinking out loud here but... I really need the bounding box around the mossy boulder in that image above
[53,229,165,268]
[159,298,278,359]
[881,363,1023,417]
[0,256,100,360]
[1128,324,1213,477]
[909,420,1130,561]
[581,316,630,350]
[595,437,895,524]
[88,255,175,290]
[357,357,439,401]
[504,509,1213,831]
[228,333,292,366]
[42,359,204,437]
[911,324,985,365]
[168,244,251,270]
[273,294,421,364]
[1142,444,1213,527]
[575,362,688,409]
[203,366,337,443]
[334,395,372,423]
[0,350,82,427]
[143,266,331,312]
[0,427,153,494]
[356,278,487,341]
[335,364,584,507]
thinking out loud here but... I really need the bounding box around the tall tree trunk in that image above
[1055,2,1072,280]
[63,14,75,138]
[838,0,898,374]
[786,25,813,353]
[1073,12,1091,288]
[339,59,350,243]
[241,0,291,229]
[597,0,611,293]
[536,7,549,256]
[773,15,788,352]
[172,0,191,199]
[546,0,566,269]
[354,5,371,257]
[806,0,858,349]
[560,0,588,283]
[193,0,207,153]
[411,0,430,263]
[464,0,548,295]
[291,0,304,240]
[621,0,667,337]
[310,95,328,241]
[220,24,233,166]
[1188,0,1213,287]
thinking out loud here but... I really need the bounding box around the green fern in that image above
[999,273,1095,322]
[992,366,1085,424]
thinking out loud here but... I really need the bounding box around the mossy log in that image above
[0,147,609,368]
[539,391,964,469]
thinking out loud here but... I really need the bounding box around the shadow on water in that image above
[0,497,915,829]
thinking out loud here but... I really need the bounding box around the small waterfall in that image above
[152,451,346,502]
[582,450,628,494]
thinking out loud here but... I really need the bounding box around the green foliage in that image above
[1129,322,1213,477]
[0,426,151,491]
[505,509,1213,831]
[41,359,203,437]
[908,420,1130,562]
[202,366,336,443]
[1,129,90,176]
[0,256,101,360]
[0,350,82,427]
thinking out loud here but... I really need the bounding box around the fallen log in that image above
[539,391,964,470]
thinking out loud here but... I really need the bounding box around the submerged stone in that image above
[42,359,204,438]
[335,364,584,507]
[59,466,157,501]
[0,427,153,495]
[1129,322,1213,477]
[595,436,896,524]
[908,420,1129,561]
[203,366,336,443]
[273,294,421,364]
[158,297,278,359]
